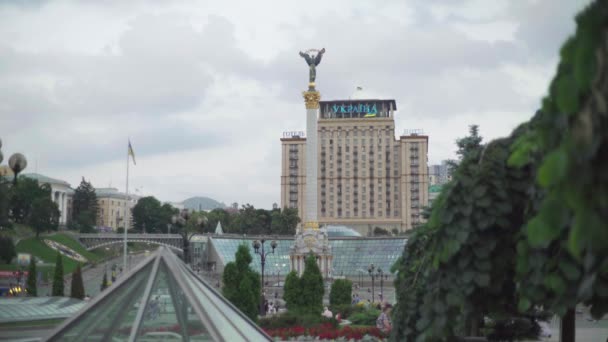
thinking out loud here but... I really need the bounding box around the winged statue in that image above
[299,48,326,86]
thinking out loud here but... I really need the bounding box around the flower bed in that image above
[263,322,386,341]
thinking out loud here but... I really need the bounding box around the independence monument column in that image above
[300,48,325,230]
[289,48,332,278]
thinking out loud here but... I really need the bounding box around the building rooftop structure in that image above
[208,236,406,277]
[21,173,71,187]
[325,225,362,237]
[46,247,271,341]
[0,297,85,323]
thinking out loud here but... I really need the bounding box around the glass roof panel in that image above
[46,247,271,342]
[50,262,152,341]
[136,262,212,341]
[210,237,407,276]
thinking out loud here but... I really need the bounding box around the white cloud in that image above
[0,0,594,207]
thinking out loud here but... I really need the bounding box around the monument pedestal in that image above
[290,227,333,278]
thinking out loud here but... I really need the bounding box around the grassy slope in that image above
[10,233,101,275]
[45,234,101,263]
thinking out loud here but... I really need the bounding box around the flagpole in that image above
[123,139,130,272]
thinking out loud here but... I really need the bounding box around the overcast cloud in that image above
[0,0,593,207]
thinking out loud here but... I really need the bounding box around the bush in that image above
[349,308,381,326]
[0,236,16,264]
[329,278,352,307]
[52,251,64,296]
[258,311,328,329]
[26,256,37,296]
[329,303,365,319]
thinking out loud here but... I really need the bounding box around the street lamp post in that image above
[0,138,28,186]
[368,264,376,304]
[253,238,277,316]
[377,268,384,303]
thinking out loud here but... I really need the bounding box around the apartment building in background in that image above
[280,98,429,235]
[96,188,138,231]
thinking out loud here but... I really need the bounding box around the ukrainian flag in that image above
[364,113,376,118]
[128,140,136,165]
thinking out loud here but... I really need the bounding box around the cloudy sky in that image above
[0,0,592,208]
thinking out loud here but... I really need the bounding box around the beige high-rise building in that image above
[280,99,428,235]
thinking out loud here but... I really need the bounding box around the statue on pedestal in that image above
[299,48,326,89]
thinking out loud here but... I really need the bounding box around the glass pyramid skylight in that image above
[46,247,271,341]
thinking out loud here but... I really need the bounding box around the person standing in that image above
[376,304,392,334]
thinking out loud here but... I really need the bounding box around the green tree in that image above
[70,265,85,299]
[52,252,64,296]
[283,271,302,310]
[329,278,352,307]
[159,203,178,233]
[507,3,608,339]
[9,177,50,223]
[204,208,234,233]
[26,256,37,296]
[0,182,10,229]
[72,178,98,232]
[300,254,324,315]
[0,236,16,264]
[373,227,390,236]
[270,207,300,235]
[132,196,163,233]
[222,244,261,322]
[29,197,60,238]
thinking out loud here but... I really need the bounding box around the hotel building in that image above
[280,98,429,235]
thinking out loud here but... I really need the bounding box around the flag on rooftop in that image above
[128,140,136,165]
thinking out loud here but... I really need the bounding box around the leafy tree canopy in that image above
[222,244,261,321]
[72,178,98,232]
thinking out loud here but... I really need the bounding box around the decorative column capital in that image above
[302,91,321,109]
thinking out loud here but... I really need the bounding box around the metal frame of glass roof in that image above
[45,247,271,342]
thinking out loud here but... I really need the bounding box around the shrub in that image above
[70,265,85,299]
[330,303,365,319]
[258,311,327,329]
[0,236,16,264]
[349,308,381,326]
[26,256,37,296]
[329,278,352,307]
[52,252,64,296]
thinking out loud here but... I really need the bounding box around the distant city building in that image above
[95,188,138,231]
[428,160,452,185]
[22,173,73,226]
[280,98,429,234]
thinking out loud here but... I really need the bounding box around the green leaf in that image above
[518,297,531,312]
[477,197,492,208]
[475,260,492,272]
[555,73,580,114]
[473,244,492,258]
[526,215,560,248]
[433,301,446,314]
[537,149,568,188]
[456,230,469,243]
[472,185,487,199]
[475,273,491,287]
[446,292,461,306]
[544,274,567,295]
[559,260,581,281]
[568,210,586,258]
[458,252,472,269]
[462,271,475,284]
